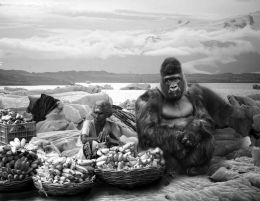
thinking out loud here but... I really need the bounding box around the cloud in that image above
[0,24,260,73]
[236,0,255,2]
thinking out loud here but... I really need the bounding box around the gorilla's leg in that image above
[181,138,215,176]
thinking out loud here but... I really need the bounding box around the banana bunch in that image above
[9,138,26,153]
[0,145,41,182]
[35,156,95,185]
[95,142,165,170]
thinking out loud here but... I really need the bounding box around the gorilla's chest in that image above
[161,96,194,128]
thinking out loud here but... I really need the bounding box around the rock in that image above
[36,119,76,133]
[253,84,260,90]
[249,94,260,101]
[62,104,82,123]
[253,114,260,132]
[214,136,251,157]
[102,84,113,90]
[214,128,241,141]
[69,104,91,119]
[210,167,239,182]
[71,92,112,108]
[120,83,151,90]
[228,95,260,108]
[0,94,29,109]
[119,99,136,112]
[36,108,77,133]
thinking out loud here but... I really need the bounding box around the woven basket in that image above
[33,176,95,197]
[95,166,165,189]
[0,177,33,192]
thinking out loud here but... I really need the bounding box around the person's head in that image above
[160,57,187,100]
[92,100,112,123]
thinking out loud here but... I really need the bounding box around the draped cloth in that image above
[31,94,59,123]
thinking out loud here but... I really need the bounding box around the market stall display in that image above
[94,142,165,188]
[33,156,95,196]
[0,109,36,146]
[0,138,41,192]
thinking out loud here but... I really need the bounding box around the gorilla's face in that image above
[161,73,185,100]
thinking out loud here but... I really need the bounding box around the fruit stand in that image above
[1,110,260,201]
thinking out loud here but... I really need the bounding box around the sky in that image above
[0,0,260,74]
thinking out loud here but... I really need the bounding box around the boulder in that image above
[36,108,77,133]
[253,114,260,132]
[119,99,136,111]
[70,92,112,108]
[249,94,260,101]
[0,94,29,109]
[69,104,91,119]
[120,83,151,90]
[213,128,251,157]
[62,104,82,123]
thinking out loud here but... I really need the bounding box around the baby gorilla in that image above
[176,119,215,175]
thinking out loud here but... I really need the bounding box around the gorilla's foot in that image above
[186,166,208,176]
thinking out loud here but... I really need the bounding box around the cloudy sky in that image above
[0,0,260,74]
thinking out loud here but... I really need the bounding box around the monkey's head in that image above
[160,57,187,100]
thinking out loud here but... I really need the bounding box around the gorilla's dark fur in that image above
[135,86,216,175]
[135,57,251,176]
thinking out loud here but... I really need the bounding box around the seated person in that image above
[80,100,126,159]
[135,57,253,176]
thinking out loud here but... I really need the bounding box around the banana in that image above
[9,141,16,147]
[75,165,88,174]
[96,155,107,162]
[100,148,109,155]
[74,170,84,177]
[11,146,17,154]
[14,138,21,149]
[77,159,93,166]
[20,138,26,148]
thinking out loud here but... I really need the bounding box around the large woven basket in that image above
[95,166,165,189]
[33,176,95,197]
[0,177,33,192]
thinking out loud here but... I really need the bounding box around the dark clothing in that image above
[31,94,59,123]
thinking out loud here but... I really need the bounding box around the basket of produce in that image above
[0,109,36,146]
[33,157,96,196]
[0,138,41,192]
[94,143,165,188]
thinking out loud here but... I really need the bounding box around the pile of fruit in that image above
[0,138,41,182]
[95,142,165,170]
[35,157,95,185]
[0,109,31,125]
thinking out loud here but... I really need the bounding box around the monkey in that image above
[135,57,253,176]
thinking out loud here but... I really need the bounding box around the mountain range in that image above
[0,69,259,85]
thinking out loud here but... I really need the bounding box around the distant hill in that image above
[0,69,260,85]
[0,69,71,85]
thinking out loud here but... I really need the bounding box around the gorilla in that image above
[135,57,252,176]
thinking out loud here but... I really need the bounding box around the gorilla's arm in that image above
[189,84,233,128]
[189,84,253,136]
[135,90,184,155]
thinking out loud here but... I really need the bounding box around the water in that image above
[1,83,259,105]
